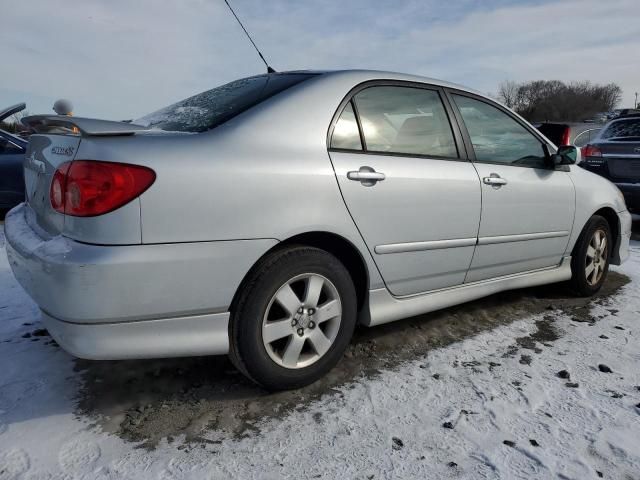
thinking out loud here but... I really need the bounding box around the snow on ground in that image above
[0,231,639,479]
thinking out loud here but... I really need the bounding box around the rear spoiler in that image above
[21,115,149,136]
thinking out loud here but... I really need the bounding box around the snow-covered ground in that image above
[0,231,639,479]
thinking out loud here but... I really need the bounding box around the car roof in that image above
[276,69,484,101]
[617,113,640,119]
[312,69,484,96]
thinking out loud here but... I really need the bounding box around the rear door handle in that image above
[347,166,386,186]
[483,174,507,187]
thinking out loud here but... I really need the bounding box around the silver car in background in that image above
[5,70,631,390]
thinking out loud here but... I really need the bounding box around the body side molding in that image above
[478,231,569,246]
[375,237,477,254]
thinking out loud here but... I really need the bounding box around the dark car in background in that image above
[581,115,640,213]
[535,122,601,148]
[0,103,27,215]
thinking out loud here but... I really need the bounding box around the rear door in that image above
[448,91,574,282]
[328,82,481,296]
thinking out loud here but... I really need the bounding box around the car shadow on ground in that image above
[74,272,629,448]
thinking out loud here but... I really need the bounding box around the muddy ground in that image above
[73,271,630,448]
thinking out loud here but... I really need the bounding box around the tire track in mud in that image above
[73,272,630,448]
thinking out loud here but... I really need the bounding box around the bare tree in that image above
[496,80,622,122]
[497,80,520,109]
[0,110,30,134]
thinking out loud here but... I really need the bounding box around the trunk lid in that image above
[19,114,148,238]
[23,134,81,235]
[597,141,640,183]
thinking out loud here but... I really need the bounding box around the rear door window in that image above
[330,101,362,150]
[348,86,458,158]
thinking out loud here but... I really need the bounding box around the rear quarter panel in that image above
[76,74,387,290]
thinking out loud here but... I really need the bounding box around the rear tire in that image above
[569,215,612,296]
[229,246,357,391]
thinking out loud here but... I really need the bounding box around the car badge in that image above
[51,146,75,156]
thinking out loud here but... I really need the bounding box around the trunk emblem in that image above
[51,146,75,156]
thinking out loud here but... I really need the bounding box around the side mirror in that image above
[545,144,580,168]
[557,145,581,165]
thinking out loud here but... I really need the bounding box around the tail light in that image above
[583,145,602,157]
[50,160,155,216]
[560,127,571,146]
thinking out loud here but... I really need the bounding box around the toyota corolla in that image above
[5,70,631,390]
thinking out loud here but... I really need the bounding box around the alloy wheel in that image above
[262,273,342,369]
[585,228,607,286]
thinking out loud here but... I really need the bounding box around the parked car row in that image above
[580,114,640,213]
[534,114,640,213]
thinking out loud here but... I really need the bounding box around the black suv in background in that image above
[581,115,640,213]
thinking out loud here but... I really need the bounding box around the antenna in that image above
[223,0,276,74]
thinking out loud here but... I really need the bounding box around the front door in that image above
[328,84,481,296]
[448,92,575,282]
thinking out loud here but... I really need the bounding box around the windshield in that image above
[601,118,640,140]
[135,73,317,133]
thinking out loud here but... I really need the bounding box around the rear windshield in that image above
[601,118,640,140]
[135,73,317,133]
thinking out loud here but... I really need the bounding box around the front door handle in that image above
[483,174,507,188]
[347,166,386,186]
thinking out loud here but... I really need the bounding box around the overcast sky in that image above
[2,0,639,120]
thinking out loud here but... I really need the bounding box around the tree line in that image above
[497,80,622,122]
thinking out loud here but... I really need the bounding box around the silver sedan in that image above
[5,70,631,390]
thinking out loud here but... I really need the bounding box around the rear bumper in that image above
[4,203,278,358]
[42,310,230,359]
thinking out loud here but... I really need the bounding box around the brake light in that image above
[50,160,155,216]
[583,145,602,157]
[560,127,571,146]
[50,162,71,211]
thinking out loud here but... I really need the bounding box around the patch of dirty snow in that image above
[0,231,639,479]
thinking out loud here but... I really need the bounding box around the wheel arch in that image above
[229,231,370,315]
[572,207,620,262]
[593,207,621,263]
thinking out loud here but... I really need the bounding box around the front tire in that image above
[569,215,612,296]
[229,246,357,390]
